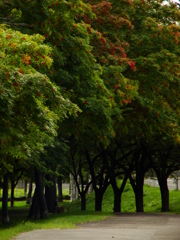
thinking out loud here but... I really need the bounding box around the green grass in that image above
[0,188,25,199]
[1,182,180,240]
[0,204,111,240]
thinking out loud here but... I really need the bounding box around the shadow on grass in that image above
[0,204,112,230]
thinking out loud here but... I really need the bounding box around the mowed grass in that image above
[1,182,180,240]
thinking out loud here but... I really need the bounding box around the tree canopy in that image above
[0,24,77,172]
[1,0,180,223]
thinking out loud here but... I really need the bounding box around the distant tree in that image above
[110,0,180,212]
[151,136,180,212]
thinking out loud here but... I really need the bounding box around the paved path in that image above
[15,213,180,240]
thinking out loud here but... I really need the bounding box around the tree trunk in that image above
[134,145,150,213]
[94,175,110,212]
[2,173,10,224]
[26,181,33,204]
[28,168,48,219]
[28,188,40,219]
[129,171,145,213]
[113,187,121,213]
[24,180,27,197]
[80,192,86,211]
[45,175,57,213]
[110,170,129,213]
[135,172,144,212]
[10,180,15,208]
[57,176,63,202]
[113,173,129,213]
[158,175,169,212]
[95,188,103,211]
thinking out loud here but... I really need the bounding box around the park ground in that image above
[1,182,180,240]
[15,213,180,240]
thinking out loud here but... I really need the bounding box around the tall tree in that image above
[0,24,76,223]
[83,0,180,212]
[106,0,180,212]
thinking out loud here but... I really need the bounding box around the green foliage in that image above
[1,0,180,227]
[83,0,139,140]
[0,25,77,172]
[119,0,180,141]
[0,0,115,142]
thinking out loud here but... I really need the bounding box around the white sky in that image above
[169,0,179,2]
[162,0,179,5]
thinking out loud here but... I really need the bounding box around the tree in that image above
[150,136,180,212]
[2,0,180,217]
[0,24,76,223]
[0,24,75,160]
[28,167,49,220]
[64,138,92,211]
[106,0,180,212]
[85,147,111,211]
[2,173,9,224]
[98,135,135,213]
[0,0,99,217]
[9,165,24,208]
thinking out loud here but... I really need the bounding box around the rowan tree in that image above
[116,0,180,140]
[112,0,180,212]
[81,0,180,213]
[0,24,77,223]
[80,0,139,212]
[0,0,117,217]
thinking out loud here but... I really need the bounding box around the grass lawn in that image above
[0,182,180,240]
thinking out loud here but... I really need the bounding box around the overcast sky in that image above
[167,0,179,3]
[162,0,179,5]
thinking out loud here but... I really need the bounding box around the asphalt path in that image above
[15,213,180,240]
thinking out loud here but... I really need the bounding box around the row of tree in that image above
[0,0,180,224]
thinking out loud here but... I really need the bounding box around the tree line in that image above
[0,0,180,224]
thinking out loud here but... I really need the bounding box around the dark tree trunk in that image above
[94,175,110,212]
[35,168,48,219]
[53,176,57,206]
[80,192,86,211]
[129,172,145,213]
[26,181,33,204]
[57,176,63,202]
[2,173,10,224]
[134,145,150,213]
[24,180,27,197]
[28,168,48,220]
[45,175,57,213]
[85,150,106,212]
[28,189,40,219]
[135,172,144,212]
[10,180,15,208]
[152,148,171,213]
[157,174,169,212]
[95,188,103,211]
[113,187,121,212]
[112,174,128,213]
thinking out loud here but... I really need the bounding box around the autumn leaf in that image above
[6,35,12,39]
[22,54,31,64]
